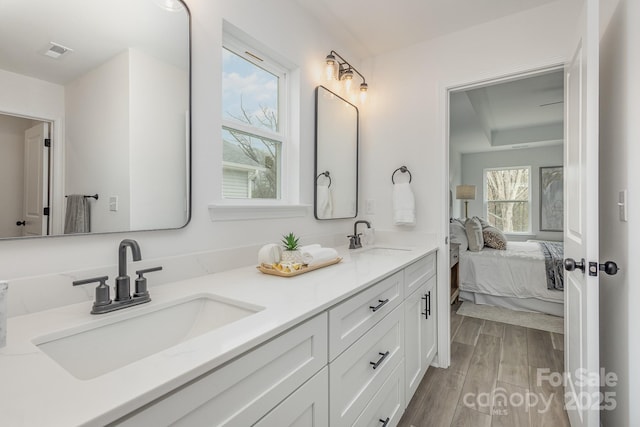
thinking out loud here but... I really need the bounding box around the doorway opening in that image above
[0,112,52,238]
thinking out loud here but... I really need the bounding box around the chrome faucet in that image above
[348,220,371,249]
[73,239,162,314]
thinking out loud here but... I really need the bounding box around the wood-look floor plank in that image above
[451,405,492,427]
[526,329,555,368]
[459,334,501,414]
[528,365,570,427]
[401,306,569,427]
[498,325,529,388]
[454,317,485,346]
[449,341,476,375]
[399,368,466,427]
[490,382,531,427]
[481,320,505,338]
[550,332,564,351]
[451,309,464,339]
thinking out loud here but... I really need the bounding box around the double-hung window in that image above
[221,35,288,201]
[484,166,531,233]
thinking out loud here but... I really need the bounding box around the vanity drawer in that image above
[116,313,328,427]
[329,271,403,360]
[404,253,436,297]
[329,305,404,427]
[353,360,405,427]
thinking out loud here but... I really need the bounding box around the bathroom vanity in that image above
[0,244,438,426]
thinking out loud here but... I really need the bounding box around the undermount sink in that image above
[34,294,264,380]
[356,247,412,255]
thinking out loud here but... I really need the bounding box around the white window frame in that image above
[210,25,308,221]
[483,165,532,234]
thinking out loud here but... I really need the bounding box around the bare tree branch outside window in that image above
[486,168,530,232]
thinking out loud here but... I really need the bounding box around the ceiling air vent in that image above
[43,42,73,59]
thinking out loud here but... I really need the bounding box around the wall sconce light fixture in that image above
[325,50,368,102]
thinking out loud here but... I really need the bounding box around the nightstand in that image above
[450,243,460,304]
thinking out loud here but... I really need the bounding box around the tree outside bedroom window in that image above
[484,167,531,233]
[222,37,287,200]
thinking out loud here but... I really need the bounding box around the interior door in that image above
[22,123,49,236]
[563,0,599,425]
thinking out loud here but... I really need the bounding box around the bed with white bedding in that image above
[458,241,564,317]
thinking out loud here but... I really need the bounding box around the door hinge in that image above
[44,138,51,148]
[43,207,50,216]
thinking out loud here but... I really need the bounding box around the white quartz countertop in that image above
[0,244,437,426]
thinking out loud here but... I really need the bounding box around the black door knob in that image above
[564,258,585,272]
[599,261,620,276]
[16,220,26,226]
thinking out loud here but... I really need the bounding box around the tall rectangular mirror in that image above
[0,0,190,239]
[314,86,358,219]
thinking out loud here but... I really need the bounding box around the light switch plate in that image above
[365,199,376,215]
[109,196,118,212]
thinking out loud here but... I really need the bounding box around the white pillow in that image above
[465,217,484,252]
[450,222,469,251]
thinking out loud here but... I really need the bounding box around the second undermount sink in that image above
[356,247,412,256]
[34,294,264,380]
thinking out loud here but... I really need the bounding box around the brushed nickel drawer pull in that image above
[370,351,390,369]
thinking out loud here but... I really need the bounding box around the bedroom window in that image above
[221,34,288,200]
[484,167,531,233]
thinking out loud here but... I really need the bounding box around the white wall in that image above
[65,50,131,233]
[0,115,35,238]
[599,0,640,424]
[129,48,189,230]
[0,0,364,280]
[460,145,564,241]
[361,1,578,236]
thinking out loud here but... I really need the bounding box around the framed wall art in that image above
[540,166,563,232]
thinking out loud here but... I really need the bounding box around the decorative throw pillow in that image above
[483,226,508,250]
[450,222,469,251]
[473,216,491,229]
[465,217,484,251]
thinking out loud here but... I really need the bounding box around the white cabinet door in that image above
[255,367,329,427]
[404,276,437,403]
[423,276,437,367]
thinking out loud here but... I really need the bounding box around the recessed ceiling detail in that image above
[450,70,565,153]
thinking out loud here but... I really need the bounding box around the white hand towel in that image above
[316,185,333,219]
[301,247,339,266]
[299,244,322,252]
[393,182,416,226]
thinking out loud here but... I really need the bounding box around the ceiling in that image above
[294,0,560,57]
[0,0,188,85]
[449,69,564,154]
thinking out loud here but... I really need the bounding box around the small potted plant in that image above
[280,232,302,264]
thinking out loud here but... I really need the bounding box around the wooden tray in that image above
[257,257,342,277]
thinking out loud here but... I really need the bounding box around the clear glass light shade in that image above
[359,83,368,103]
[325,54,337,80]
[342,69,353,91]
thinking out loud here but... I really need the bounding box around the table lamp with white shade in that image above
[456,185,476,218]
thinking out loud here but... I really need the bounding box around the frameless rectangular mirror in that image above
[0,0,190,239]
[314,86,358,219]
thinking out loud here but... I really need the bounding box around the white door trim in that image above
[0,110,64,236]
[438,60,565,370]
